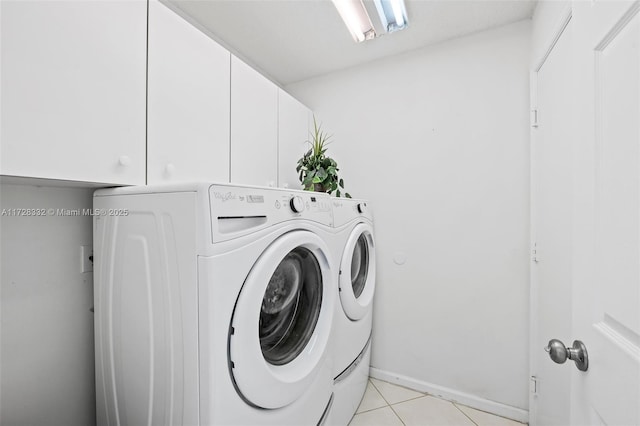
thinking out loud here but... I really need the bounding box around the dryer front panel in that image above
[229,231,335,409]
[339,223,376,321]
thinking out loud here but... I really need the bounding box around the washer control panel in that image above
[333,198,373,227]
[209,185,333,242]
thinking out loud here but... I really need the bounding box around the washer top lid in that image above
[332,198,373,227]
[94,182,213,197]
[94,182,332,198]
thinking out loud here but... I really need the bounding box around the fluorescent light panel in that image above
[331,0,376,42]
[373,0,408,33]
[332,0,408,42]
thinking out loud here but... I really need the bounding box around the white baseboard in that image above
[369,367,529,424]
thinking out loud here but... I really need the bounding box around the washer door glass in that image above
[350,234,369,299]
[260,247,322,365]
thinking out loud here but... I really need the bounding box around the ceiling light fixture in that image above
[373,0,409,33]
[331,0,377,43]
[332,0,409,43]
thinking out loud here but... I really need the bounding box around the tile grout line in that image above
[369,378,429,405]
[353,379,389,415]
[370,377,430,407]
[368,378,390,405]
[353,380,390,414]
[368,377,485,426]
[387,403,407,426]
[354,406,390,415]
[361,377,525,426]
[452,402,480,426]
[368,378,413,426]
[389,394,429,405]
[367,379,406,425]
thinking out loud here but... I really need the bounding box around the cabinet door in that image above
[230,56,278,187]
[0,0,146,184]
[278,90,312,190]
[147,0,230,184]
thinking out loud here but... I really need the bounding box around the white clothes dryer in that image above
[93,183,336,426]
[327,198,376,425]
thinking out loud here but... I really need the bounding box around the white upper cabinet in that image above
[278,90,311,190]
[147,0,231,184]
[230,56,278,187]
[0,0,146,184]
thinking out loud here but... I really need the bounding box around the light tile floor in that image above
[349,378,527,426]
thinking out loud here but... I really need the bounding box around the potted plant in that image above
[296,117,351,198]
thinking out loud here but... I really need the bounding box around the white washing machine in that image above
[328,198,376,425]
[93,183,336,426]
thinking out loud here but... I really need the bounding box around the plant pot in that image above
[313,183,329,193]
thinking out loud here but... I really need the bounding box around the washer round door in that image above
[339,223,376,320]
[229,231,335,409]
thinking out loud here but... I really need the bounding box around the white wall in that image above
[288,20,531,413]
[0,184,95,425]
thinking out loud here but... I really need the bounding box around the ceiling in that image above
[168,0,537,86]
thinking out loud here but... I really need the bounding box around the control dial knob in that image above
[357,203,367,214]
[290,196,304,213]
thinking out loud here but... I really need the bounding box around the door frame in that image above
[529,5,573,425]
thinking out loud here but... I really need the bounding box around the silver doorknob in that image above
[544,339,589,371]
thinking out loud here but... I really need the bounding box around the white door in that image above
[0,0,146,184]
[147,0,230,184]
[530,15,573,425]
[533,1,640,425]
[230,56,278,187]
[570,1,640,424]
